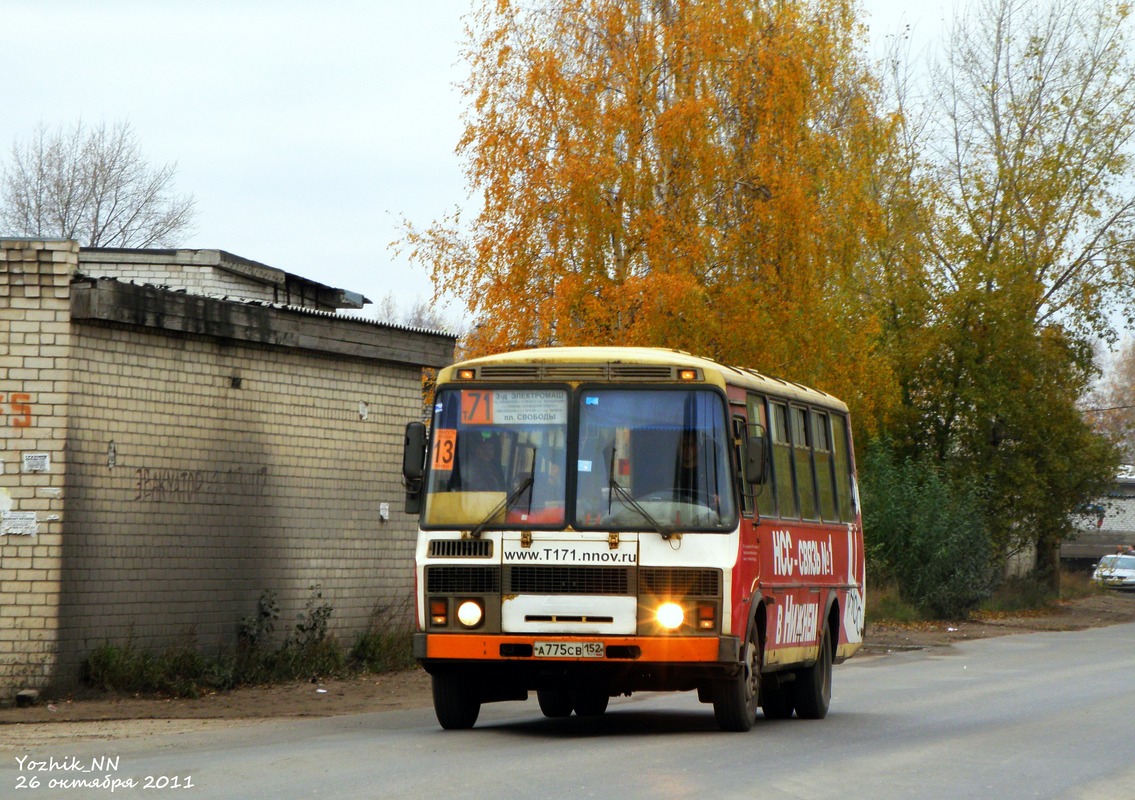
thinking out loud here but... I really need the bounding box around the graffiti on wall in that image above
[0,393,32,427]
[134,466,269,503]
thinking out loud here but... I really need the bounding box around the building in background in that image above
[0,240,455,701]
[1063,466,1135,569]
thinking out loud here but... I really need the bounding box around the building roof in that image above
[80,247,370,311]
[70,276,455,369]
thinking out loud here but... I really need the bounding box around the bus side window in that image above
[831,414,854,521]
[814,411,838,522]
[770,402,798,519]
[791,406,818,520]
[746,394,776,517]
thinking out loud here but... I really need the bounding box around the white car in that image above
[1092,554,1135,590]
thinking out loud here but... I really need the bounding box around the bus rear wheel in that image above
[760,674,795,719]
[793,627,832,720]
[570,689,609,717]
[432,672,481,729]
[712,628,759,732]
[537,688,574,718]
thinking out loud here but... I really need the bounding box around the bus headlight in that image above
[456,600,484,629]
[655,602,685,631]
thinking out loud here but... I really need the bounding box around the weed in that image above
[865,581,926,625]
[1059,569,1102,601]
[238,590,279,650]
[350,601,416,673]
[81,588,416,699]
[83,632,237,698]
[286,585,333,649]
[980,576,1058,615]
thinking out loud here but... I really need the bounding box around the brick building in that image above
[1063,466,1135,568]
[0,240,455,700]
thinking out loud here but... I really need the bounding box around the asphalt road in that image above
[5,623,1135,800]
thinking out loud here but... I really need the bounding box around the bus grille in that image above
[474,363,687,382]
[428,539,493,558]
[609,364,682,380]
[506,566,631,595]
[640,567,720,597]
[425,566,500,594]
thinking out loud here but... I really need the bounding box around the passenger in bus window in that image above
[459,432,507,492]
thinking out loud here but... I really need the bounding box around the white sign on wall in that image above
[1,511,38,537]
[22,453,50,473]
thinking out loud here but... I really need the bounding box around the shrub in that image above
[862,440,996,619]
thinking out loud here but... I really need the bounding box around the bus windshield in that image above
[421,385,736,532]
[574,388,736,532]
[423,388,569,528]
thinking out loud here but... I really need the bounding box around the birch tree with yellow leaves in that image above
[402,0,897,429]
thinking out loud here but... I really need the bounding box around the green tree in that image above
[874,0,1130,586]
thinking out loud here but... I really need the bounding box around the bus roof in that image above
[442,347,847,413]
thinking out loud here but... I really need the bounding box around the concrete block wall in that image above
[0,240,77,693]
[55,320,423,678]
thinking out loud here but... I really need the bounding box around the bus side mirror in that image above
[403,421,427,514]
[745,434,768,485]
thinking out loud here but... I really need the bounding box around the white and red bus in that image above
[402,347,865,731]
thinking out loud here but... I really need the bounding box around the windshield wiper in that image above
[468,474,534,539]
[608,477,678,539]
[605,445,676,540]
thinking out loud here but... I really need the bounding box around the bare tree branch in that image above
[1,120,196,248]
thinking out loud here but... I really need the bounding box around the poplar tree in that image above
[877,0,1132,585]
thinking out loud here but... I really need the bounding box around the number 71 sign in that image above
[461,390,493,424]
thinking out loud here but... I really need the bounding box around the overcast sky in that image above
[1,0,950,323]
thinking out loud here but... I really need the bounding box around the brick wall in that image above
[53,314,427,680]
[0,240,77,694]
[0,239,454,699]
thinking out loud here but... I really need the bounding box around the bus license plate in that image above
[534,641,605,658]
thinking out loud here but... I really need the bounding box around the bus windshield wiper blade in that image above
[469,475,534,539]
[608,476,676,540]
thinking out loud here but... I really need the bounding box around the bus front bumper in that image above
[413,632,739,664]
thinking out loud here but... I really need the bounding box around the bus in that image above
[401,347,865,731]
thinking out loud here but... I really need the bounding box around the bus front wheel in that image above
[432,672,481,729]
[711,628,759,732]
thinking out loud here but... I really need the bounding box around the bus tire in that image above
[570,689,609,717]
[712,627,759,732]
[760,674,795,719]
[432,672,481,729]
[793,626,832,720]
[537,688,574,718]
